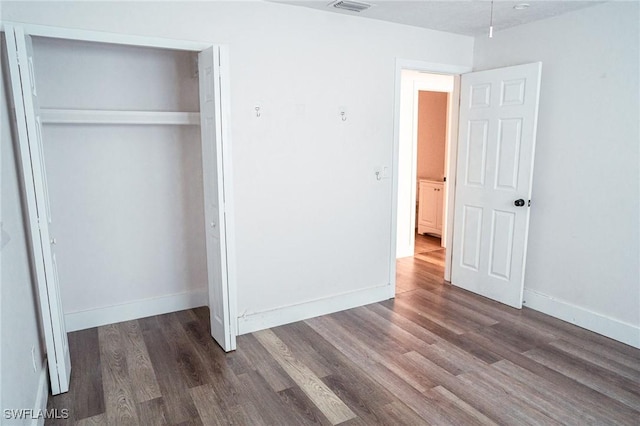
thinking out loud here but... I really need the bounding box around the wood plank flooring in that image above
[47,236,640,424]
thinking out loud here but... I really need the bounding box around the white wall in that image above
[2,1,474,331]
[474,2,640,346]
[33,37,199,112]
[1,40,47,421]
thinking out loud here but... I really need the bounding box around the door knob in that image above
[514,199,525,207]
[50,237,57,245]
[210,222,217,228]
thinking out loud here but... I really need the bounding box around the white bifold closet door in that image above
[198,47,234,351]
[4,24,72,394]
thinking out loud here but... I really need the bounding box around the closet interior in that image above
[32,36,208,328]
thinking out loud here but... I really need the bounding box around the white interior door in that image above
[451,62,542,308]
[4,25,71,394]
[198,47,234,351]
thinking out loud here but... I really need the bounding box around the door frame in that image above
[1,22,238,348]
[389,59,472,295]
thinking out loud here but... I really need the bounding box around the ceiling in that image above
[274,1,604,37]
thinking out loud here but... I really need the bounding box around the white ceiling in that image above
[274,1,604,37]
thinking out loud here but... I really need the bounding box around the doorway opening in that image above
[389,59,471,298]
[393,69,457,295]
[390,59,543,310]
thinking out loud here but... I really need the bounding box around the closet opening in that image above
[33,36,206,328]
[4,23,236,394]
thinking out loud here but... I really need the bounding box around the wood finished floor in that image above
[47,237,640,425]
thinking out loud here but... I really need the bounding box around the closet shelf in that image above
[40,109,200,126]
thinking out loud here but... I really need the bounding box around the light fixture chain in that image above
[489,0,495,38]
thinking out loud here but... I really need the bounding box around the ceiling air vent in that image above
[330,0,371,13]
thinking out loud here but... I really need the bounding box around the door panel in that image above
[488,209,515,280]
[198,47,233,351]
[495,118,523,190]
[451,62,541,308]
[5,25,71,394]
[460,205,482,271]
[465,120,488,186]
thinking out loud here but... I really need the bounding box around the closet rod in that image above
[40,109,200,126]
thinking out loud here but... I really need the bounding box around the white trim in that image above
[390,58,472,296]
[1,21,211,51]
[396,60,472,76]
[238,285,391,335]
[218,45,238,350]
[408,81,419,256]
[524,289,640,349]
[443,75,462,281]
[40,109,200,126]
[31,360,49,426]
[0,26,3,415]
[64,289,208,332]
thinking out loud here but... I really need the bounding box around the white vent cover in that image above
[330,0,371,13]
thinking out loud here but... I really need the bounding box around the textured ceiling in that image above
[274,1,604,37]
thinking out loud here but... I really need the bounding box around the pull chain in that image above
[489,0,494,38]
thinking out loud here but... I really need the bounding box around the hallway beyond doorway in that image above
[396,232,446,295]
[414,233,445,268]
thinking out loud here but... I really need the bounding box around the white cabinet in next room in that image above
[418,179,443,237]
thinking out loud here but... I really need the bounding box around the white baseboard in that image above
[524,289,640,349]
[31,360,48,426]
[396,248,414,259]
[237,284,392,335]
[65,289,208,332]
